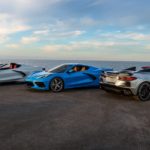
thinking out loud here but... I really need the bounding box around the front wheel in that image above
[50,78,64,92]
[137,82,150,101]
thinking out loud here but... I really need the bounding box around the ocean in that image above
[0,59,150,70]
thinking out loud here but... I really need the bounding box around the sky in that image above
[0,0,150,61]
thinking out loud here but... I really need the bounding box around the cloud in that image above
[33,30,49,35]
[0,0,150,61]
[99,32,150,41]
[0,0,70,19]
[88,0,109,6]
[42,40,139,53]
[80,17,98,26]
[0,0,65,11]
[21,36,40,44]
[0,13,31,43]
[6,44,20,49]
[86,0,150,27]
[1,0,150,27]
[54,30,86,38]
[127,33,150,41]
[0,24,30,35]
[0,35,9,44]
[32,25,86,40]
[0,14,31,33]
[145,45,150,50]
[43,45,64,53]
[41,40,149,61]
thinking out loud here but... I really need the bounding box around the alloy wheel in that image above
[138,82,150,101]
[50,78,64,92]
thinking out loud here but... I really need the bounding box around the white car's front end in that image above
[0,63,43,83]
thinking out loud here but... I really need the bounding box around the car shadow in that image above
[64,86,100,93]
[101,89,138,101]
[0,82,26,86]
[26,86,100,94]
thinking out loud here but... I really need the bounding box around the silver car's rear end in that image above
[100,71,139,95]
[101,68,150,101]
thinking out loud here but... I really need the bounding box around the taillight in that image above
[118,76,137,81]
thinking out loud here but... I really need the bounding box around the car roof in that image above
[62,63,97,68]
[61,63,85,66]
[62,63,86,65]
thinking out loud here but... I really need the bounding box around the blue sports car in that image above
[26,63,113,92]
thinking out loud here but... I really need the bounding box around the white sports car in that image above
[101,66,150,101]
[0,63,43,83]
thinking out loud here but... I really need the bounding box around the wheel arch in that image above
[137,81,150,101]
[137,81,150,95]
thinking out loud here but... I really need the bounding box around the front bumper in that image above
[26,80,49,90]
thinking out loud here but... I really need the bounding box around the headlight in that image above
[37,74,49,79]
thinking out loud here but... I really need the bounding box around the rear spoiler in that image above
[138,68,150,73]
[118,66,136,75]
[122,66,136,71]
[102,67,136,76]
[142,66,150,70]
[0,64,7,69]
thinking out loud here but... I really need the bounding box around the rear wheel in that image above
[50,78,64,92]
[137,82,150,101]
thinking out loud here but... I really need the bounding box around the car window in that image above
[80,66,89,71]
[71,65,89,72]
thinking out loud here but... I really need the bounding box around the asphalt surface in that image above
[0,83,150,150]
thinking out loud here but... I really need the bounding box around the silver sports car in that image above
[0,63,43,83]
[100,66,150,101]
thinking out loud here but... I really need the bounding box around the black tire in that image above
[137,82,150,101]
[50,78,64,92]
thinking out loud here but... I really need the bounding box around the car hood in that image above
[28,71,54,78]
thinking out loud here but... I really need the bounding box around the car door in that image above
[65,65,94,88]
[0,69,23,82]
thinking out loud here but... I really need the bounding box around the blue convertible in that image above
[26,63,113,92]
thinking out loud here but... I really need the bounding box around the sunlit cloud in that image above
[33,30,49,35]
[42,40,149,61]
[99,32,150,41]
[6,44,20,49]
[53,30,86,38]
[0,35,9,44]
[0,13,31,44]
[42,40,140,52]
[32,28,86,40]
[0,14,31,34]
[21,36,40,44]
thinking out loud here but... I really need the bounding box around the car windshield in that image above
[0,64,10,69]
[0,64,5,68]
[48,65,69,73]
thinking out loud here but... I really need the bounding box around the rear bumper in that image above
[100,83,134,95]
